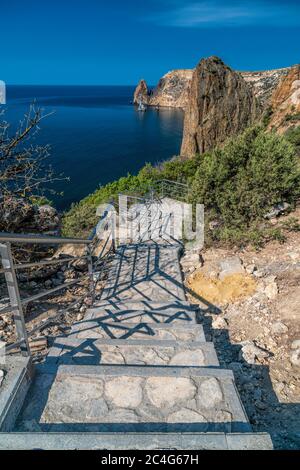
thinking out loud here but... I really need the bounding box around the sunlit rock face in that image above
[180,56,260,157]
[268,65,300,133]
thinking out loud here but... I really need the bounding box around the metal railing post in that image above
[0,242,30,356]
[87,245,95,303]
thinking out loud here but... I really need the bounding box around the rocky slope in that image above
[268,65,300,133]
[181,207,300,449]
[180,56,260,157]
[0,197,59,234]
[241,67,291,105]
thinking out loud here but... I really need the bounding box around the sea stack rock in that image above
[133,79,149,105]
[180,56,260,157]
[268,65,300,132]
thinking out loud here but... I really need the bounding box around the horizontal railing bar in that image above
[0,267,12,274]
[0,304,13,315]
[21,276,88,304]
[13,255,89,270]
[157,179,188,188]
[0,232,92,245]
[0,276,88,315]
[5,338,26,352]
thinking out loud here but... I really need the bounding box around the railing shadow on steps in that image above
[10,287,251,435]
[0,182,188,358]
[0,202,116,357]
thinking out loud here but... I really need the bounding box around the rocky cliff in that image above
[134,65,291,110]
[133,70,193,108]
[149,69,193,108]
[180,56,260,157]
[268,65,300,133]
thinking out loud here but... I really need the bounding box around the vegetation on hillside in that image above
[62,126,300,248]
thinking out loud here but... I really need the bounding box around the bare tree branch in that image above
[0,104,66,202]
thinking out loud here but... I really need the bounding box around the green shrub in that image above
[63,126,300,248]
[285,126,300,155]
[285,113,300,122]
[190,126,300,244]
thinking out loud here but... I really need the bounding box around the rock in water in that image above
[133,79,149,105]
[180,56,260,157]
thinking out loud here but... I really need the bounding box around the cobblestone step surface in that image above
[76,306,198,326]
[47,338,219,366]
[69,320,206,341]
[3,223,273,448]
[101,242,186,302]
[15,365,251,434]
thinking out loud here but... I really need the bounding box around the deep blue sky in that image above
[1,0,300,85]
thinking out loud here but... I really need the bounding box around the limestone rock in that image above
[290,349,300,367]
[106,408,139,423]
[105,376,143,408]
[264,281,278,300]
[241,67,291,105]
[239,341,270,364]
[291,339,300,350]
[271,321,288,335]
[181,56,260,157]
[134,64,291,110]
[219,256,244,280]
[145,377,196,408]
[212,317,228,330]
[149,69,193,108]
[169,350,205,366]
[167,408,207,425]
[133,79,149,105]
[198,378,223,408]
[0,369,4,387]
[268,65,300,132]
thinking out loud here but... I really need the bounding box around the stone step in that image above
[15,365,251,434]
[92,300,198,310]
[102,242,186,302]
[0,432,273,450]
[47,338,219,367]
[73,305,198,326]
[70,320,205,341]
[86,301,198,323]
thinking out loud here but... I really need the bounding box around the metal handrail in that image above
[0,182,186,356]
[0,205,116,357]
[0,232,93,245]
[0,254,89,274]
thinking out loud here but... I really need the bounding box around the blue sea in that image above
[3,86,184,211]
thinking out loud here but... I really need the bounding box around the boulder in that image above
[219,256,244,280]
[239,341,271,364]
[0,197,60,234]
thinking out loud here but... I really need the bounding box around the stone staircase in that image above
[3,237,273,449]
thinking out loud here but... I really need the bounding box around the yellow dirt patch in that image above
[187,272,257,306]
